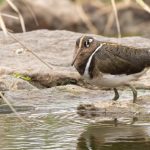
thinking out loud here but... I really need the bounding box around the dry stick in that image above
[104,13,114,35]
[75,0,98,34]
[0,13,8,36]
[136,0,150,14]
[1,13,19,20]
[6,0,26,32]
[93,0,131,18]
[111,0,121,40]
[22,0,39,26]
[105,0,131,34]
[8,32,54,70]
[0,13,19,36]
[0,91,29,125]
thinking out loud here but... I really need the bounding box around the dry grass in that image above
[0,0,39,35]
[21,0,39,26]
[74,0,122,37]
[111,0,121,39]
[0,13,7,35]
[6,0,26,32]
[75,0,99,34]
[136,0,150,13]
[75,0,150,38]
[0,91,29,125]
[8,32,54,70]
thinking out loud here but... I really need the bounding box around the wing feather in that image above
[93,44,145,75]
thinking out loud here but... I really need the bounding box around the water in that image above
[0,114,150,150]
[0,88,150,150]
[77,123,150,150]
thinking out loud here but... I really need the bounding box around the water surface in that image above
[0,89,150,150]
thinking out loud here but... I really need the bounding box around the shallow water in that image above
[0,89,150,150]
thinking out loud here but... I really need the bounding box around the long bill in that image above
[71,49,80,66]
[72,35,85,66]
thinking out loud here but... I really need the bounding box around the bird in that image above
[71,35,150,103]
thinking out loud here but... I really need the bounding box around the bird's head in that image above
[71,36,99,70]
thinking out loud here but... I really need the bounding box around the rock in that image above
[1,84,150,118]
[3,84,94,106]
[0,75,36,91]
[0,30,81,88]
[77,100,147,118]
[0,29,150,117]
[0,29,150,88]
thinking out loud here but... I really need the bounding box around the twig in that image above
[104,13,114,35]
[0,91,28,125]
[111,0,121,40]
[6,0,26,32]
[93,0,131,17]
[0,13,8,36]
[136,0,150,13]
[75,0,98,34]
[22,0,39,26]
[8,32,54,70]
[1,13,19,20]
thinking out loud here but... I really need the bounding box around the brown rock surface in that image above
[0,75,36,91]
[2,84,150,118]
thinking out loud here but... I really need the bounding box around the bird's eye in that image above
[84,38,93,48]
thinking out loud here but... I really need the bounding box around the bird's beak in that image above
[71,35,85,66]
[71,48,81,66]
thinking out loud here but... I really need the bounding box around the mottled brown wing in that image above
[93,45,145,75]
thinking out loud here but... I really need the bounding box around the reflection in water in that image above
[77,123,150,150]
[0,114,150,149]
[0,89,150,150]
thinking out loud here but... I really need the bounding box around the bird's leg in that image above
[126,84,137,103]
[112,88,119,101]
[131,117,138,125]
[114,118,118,127]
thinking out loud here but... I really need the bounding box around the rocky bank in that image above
[0,30,150,119]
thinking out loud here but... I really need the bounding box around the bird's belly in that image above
[84,70,146,88]
[90,74,134,87]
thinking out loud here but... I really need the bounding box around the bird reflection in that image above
[76,118,150,150]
